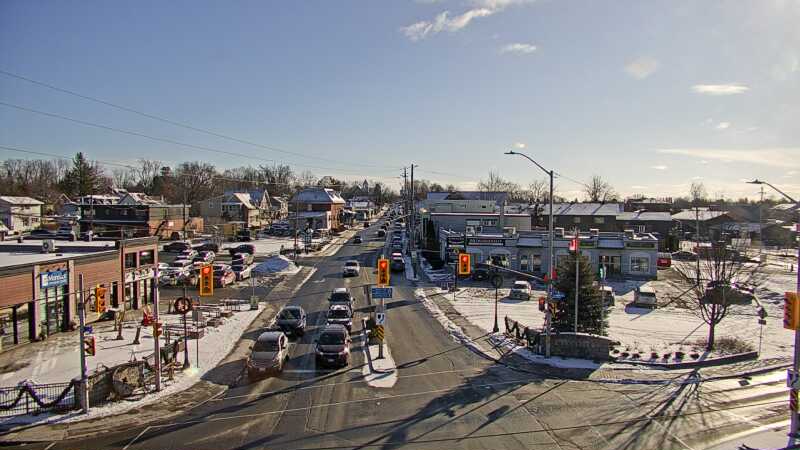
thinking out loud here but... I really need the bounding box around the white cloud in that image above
[500,43,537,55]
[401,0,534,41]
[716,121,731,130]
[691,176,704,180]
[624,56,660,79]
[657,147,800,168]
[513,142,526,149]
[650,165,668,170]
[691,84,750,95]
[630,185,648,190]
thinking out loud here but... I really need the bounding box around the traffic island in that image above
[360,319,397,388]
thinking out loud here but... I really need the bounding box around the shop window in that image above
[630,256,651,273]
[125,252,137,269]
[573,217,581,224]
[594,217,605,224]
[520,255,529,272]
[139,250,154,266]
[532,254,542,272]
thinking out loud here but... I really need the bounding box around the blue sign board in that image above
[40,270,69,288]
[371,287,393,299]
[551,291,566,300]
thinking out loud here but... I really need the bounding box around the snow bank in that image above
[253,255,300,275]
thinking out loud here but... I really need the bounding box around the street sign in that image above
[788,370,800,389]
[551,291,566,300]
[376,312,386,325]
[758,319,767,325]
[174,297,193,315]
[371,287,393,299]
[83,325,93,334]
[373,325,385,341]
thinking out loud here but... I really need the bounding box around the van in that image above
[634,286,657,307]
[600,286,615,306]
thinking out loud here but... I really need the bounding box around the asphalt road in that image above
[12,218,791,450]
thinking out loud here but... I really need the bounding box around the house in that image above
[289,188,346,231]
[671,209,737,241]
[269,196,288,221]
[79,203,196,239]
[424,191,508,210]
[615,211,675,250]
[539,203,623,232]
[440,228,659,279]
[346,198,377,220]
[117,192,164,206]
[196,190,271,230]
[0,196,44,235]
[624,197,673,213]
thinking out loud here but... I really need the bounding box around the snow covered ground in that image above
[253,255,301,275]
[221,236,299,256]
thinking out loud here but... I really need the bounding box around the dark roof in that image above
[542,203,622,216]
[427,191,508,205]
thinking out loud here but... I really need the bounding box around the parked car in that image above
[25,229,56,239]
[656,252,672,269]
[390,253,405,272]
[326,304,353,333]
[231,252,254,265]
[193,250,215,264]
[342,260,360,277]
[195,242,220,253]
[56,226,76,241]
[163,241,192,253]
[634,286,657,307]
[157,262,170,272]
[329,288,354,308]
[509,280,531,300]
[471,267,491,281]
[276,305,307,336]
[166,259,193,275]
[247,331,289,379]
[314,325,351,368]
[237,229,254,242]
[600,286,615,306]
[671,250,698,261]
[178,249,198,260]
[353,235,363,244]
[213,264,236,287]
[391,242,403,252]
[231,262,253,281]
[228,244,256,256]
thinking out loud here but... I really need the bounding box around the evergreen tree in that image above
[552,253,607,335]
[59,152,106,197]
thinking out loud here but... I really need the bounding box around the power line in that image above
[0,68,402,171]
[0,101,398,177]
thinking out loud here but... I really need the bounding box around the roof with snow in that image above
[427,191,509,205]
[616,211,673,221]
[541,203,622,216]
[291,188,345,204]
[671,209,731,221]
[0,196,44,206]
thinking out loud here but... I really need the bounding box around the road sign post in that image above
[371,287,393,299]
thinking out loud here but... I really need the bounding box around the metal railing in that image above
[0,380,78,417]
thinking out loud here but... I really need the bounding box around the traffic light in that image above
[84,335,96,356]
[458,253,470,275]
[377,258,390,286]
[199,265,214,296]
[538,296,546,312]
[94,286,107,313]
[785,292,800,330]
[569,237,579,252]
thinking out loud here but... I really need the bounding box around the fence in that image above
[0,380,78,417]
[504,316,539,349]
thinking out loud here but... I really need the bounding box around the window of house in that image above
[520,255,529,271]
[139,250,154,266]
[573,217,581,223]
[630,256,650,273]
[594,217,604,224]
[208,201,214,208]
[532,254,542,272]
[482,218,498,226]
[124,252,137,269]
[22,218,29,226]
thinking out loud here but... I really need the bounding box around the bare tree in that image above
[111,168,137,189]
[477,170,520,197]
[672,241,765,351]
[584,175,617,202]
[690,181,707,205]
[527,179,548,202]
[135,159,163,194]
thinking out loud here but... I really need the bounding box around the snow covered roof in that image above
[542,203,622,216]
[616,211,673,221]
[291,188,345,204]
[671,210,731,221]
[0,196,44,206]
[227,193,256,209]
[426,191,509,205]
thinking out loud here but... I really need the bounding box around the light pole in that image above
[747,179,799,445]
[506,150,554,358]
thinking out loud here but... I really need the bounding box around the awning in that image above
[518,237,542,247]
[597,239,624,249]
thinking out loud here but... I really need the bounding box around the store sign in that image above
[41,270,69,288]
[125,267,155,283]
[625,241,656,249]
[467,238,505,246]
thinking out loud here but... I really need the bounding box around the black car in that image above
[228,244,256,256]
[196,242,219,253]
[354,235,363,244]
[276,305,307,336]
[315,325,351,368]
[26,229,56,239]
[471,267,491,281]
[163,241,192,253]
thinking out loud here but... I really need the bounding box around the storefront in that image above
[124,267,155,310]
[38,268,70,337]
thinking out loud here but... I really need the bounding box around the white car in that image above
[342,260,360,277]
[509,280,531,300]
[165,259,193,275]
[634,286,657,307]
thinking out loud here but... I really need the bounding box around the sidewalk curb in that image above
[360,318,395,375]
[0,267,316,444]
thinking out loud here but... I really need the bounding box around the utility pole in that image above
[574,228,579,334]
[152,266,162,391]
[410,164,415,254]
[77,275,89,413]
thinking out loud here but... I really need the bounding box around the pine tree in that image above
[551,253,607,335]
[60,152,106,197]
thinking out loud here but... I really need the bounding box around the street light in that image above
[746,179,800,445]
[505,150,555,358]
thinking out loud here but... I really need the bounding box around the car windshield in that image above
[318,332,345,345]
[170,261,187,268]
[329,309,350,319]
[253,339,280,352]
[345,262,358,267]
[331,292,350,302]
[279,309,300,319]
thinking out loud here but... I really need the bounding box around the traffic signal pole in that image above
[77,274,89,413]
[152,266,162,392]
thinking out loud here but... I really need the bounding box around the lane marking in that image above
[122,425,151,450]
[43,442,56,450]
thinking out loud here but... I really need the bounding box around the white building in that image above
[0,196,44,234]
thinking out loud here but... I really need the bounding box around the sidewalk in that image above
[0,266,316,442]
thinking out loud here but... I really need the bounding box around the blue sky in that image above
[1,0,798,199]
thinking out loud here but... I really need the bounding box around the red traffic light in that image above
[458,253,470,275]
[378,260,388,270]
[538,296,546,312]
